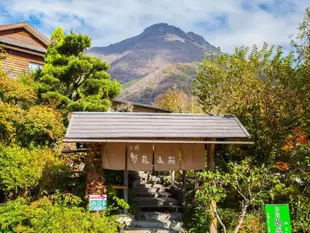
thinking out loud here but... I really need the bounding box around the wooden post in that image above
[124,146,128,214]
[207,140,218,233]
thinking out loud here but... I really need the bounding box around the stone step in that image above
[135,189,172,198]
[153,184,164,188]
[150,176,161,182]
[133,181,153,188]
[133,187,170,194]
[137,212,183,221]
[133,181,166,189]
[135,197,179,207]
[135,220,183,230]
[138,172,149,179]
[124,228,178,233]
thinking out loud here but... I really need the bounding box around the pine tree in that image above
[36,28,121,112]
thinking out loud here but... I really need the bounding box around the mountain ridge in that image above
[86,23,217,103]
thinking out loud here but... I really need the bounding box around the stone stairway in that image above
[125,172,184,233]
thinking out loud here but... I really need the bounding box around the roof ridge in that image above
[72,112,231,117]
[0,22,50,45]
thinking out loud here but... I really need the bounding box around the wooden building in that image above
[0,22,49,77]
[111,98,171,113]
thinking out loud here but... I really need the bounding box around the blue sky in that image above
[0,0,308,53]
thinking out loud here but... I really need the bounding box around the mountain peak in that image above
[186,31,207,44]
[141,23,187,39]
[87,23,218,84]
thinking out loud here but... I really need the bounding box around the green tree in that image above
[291,8,310,125]
[195,159,278,233]
[192,41,310,231]
[193,44,303,163]
[35,28,121,112]
[291,7,310,62]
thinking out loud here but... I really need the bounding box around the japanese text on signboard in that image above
[89,195,107,211]
[265,204,292,233]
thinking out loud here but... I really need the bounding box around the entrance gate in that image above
[64,112,252,232]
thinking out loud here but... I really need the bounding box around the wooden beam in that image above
[207,143,215,171]
[111,185,128,190]
[124,146,128,214]
[207,139,218,233]
[64,138,254,145]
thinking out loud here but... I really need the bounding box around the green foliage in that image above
[0,102,64,147]
[184,190,211,233]
[291,7,310,62]
[0,195,119,233]
[16,105,64,147]
[0,28,125,232]
[290,195,310,232]
[0,75,64,147]
[192,17,310,231]
[0,145,66,199]
[35,27,121,112]
[193,159,278,233]
[0,75,36,106]
[194,43,300,163]
[105,187,129,216]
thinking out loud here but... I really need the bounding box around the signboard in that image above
[127,144,153,171]
[89,195,107,211]
[265,204,292,233]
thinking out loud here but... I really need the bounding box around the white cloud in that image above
[0,0,308,52]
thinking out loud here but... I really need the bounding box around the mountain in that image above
[119,62,199,104]
[86,23,217,103]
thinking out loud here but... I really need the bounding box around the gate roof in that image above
[64,112,250,142]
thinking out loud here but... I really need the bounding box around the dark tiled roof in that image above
[65,112,250,139]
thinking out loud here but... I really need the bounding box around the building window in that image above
[29,62,43,71]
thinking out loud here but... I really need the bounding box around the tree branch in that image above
[234,202,249,233]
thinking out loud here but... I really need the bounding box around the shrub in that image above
[0,195,119,233]
[0,146,67,199]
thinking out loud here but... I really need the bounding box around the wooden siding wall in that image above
[133,105,169,113]
[0,28,47,49]
[1,49,44,77]
[112,102,169,113]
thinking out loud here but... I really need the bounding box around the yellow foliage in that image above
[24,105,65,142]
[239,214,264,233]
[0,102,24,142]
[0,74,37,105]
[154,88,202,113]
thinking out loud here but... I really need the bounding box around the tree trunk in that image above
[234,204,249,233]
[211,201,227,233]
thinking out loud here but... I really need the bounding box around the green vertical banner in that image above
[265,204,292,233]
